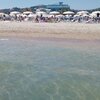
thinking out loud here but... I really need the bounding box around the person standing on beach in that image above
[35,15,39,22]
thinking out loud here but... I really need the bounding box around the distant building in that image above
[46,2,70,11]
[34,2,70,12]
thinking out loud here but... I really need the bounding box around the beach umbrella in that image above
[0,13,6,17]
[36,11,47,16]
[91,11,100,17]
[92,11,100,14]
[77,11,89,15]
[10,11,20,15]
[0,13,7,17]
[92,11,100,17]
[63,11,75,15]
[74,14,80,17]
[23,11,33,15]
[0,12,5,15]
[90,13,97,18]
[4,14,9,17]
[10,11,21,17]
[50,11,60,15]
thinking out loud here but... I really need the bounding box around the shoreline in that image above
[1,36,100,52]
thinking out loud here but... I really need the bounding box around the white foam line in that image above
[0,39,9,41]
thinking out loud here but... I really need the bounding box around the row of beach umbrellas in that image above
[11,10,100,16]
[0,11,100,18]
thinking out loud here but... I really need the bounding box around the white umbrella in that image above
[0,12,5,15]
[92,11,100,14]
[50,11,60,15]
[10,11,20,15]
[63,11,75,15]
[89,13,95,18]
[36,11,47,16]
[77,11,89,15]
[4,14,9,17]
[0,13,6,17]
[0,13,7,17]
[23,11,33,15]
[90,11,100,18]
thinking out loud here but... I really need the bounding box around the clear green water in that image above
[0,39,100,100]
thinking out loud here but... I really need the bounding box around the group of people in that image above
[0,11,100,23]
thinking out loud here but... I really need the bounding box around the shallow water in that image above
[0,38,100,100]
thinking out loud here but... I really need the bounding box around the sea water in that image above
[0,38,100,100]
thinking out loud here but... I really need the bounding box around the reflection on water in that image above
[0,39,100,100]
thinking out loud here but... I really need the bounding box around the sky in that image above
[0,0,100,10]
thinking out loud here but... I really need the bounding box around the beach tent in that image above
[50,11,60,15]
[77,11,89,15]
[63,11,75,15]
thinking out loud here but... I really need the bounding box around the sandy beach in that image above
[0,21,100,40]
